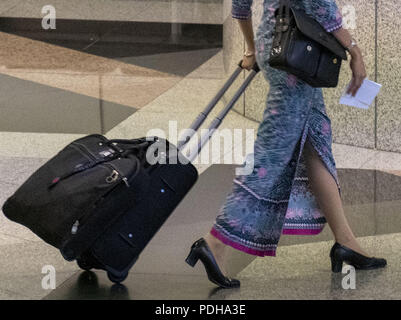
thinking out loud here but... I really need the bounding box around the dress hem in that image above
[282,228,323,235]
[210,227,277,257]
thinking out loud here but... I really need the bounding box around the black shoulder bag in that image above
[268,0,347,88]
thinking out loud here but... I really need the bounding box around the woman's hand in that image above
[332,28,367,96]
[241,54,256,71]
[347,47,367,96]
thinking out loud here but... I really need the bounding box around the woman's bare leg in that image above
[303,139,369,256]
[203,137,371,276]
[204,232,229,274]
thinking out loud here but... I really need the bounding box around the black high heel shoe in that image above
[330,242,387,273]
[185,238,240,289]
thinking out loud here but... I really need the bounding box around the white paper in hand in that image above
[339,78,382,109]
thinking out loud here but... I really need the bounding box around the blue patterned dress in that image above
[211,0,344,256]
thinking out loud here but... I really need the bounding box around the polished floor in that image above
[41,166,401,300]
[0,18,222,133]
[43,233,401,300]
[1,1,401,300]
[1,160,401,299]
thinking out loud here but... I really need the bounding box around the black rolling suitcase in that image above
[2,61,260,283]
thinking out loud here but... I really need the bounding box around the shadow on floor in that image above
[0,18,223,76]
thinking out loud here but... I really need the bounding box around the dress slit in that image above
[306,123,342,198]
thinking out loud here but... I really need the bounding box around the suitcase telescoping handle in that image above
[177,60,260,162]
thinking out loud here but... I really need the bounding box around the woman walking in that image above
[186,0,386,288]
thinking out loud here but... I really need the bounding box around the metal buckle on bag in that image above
[106,170,119,183]
[271,46,282,56]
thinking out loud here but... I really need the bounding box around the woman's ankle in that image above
[204,233,228,271]
[204,233,225,249]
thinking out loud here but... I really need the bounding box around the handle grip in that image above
[177,60,260,156]
[238,59,261,73]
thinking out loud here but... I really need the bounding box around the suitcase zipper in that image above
[48,163,94,189]
[106,170,119,184]
[73,142,130,187]
[71,165,131,234]
[56,143,131,235]
[101,163,130,187]
[50,143,124,189]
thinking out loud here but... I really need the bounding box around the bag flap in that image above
[291,8,347,60]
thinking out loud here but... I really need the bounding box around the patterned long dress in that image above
[211,0,344,257]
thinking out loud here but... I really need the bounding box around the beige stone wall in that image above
[0,0,224,24]
[376,0,401,152]
[223,0,401,152]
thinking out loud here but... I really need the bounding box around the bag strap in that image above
[273,0,292,47]
[279,0,291,19]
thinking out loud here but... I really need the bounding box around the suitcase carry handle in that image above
[177,60,260,161]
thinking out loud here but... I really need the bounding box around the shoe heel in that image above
[185,249,199,267]
[331,257,343,273]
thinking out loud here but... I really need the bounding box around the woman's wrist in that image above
[244,49,255,57]
[332,29,362,59]
[245,43,256,53]
[344,37,362,59]
[349,46,362,59]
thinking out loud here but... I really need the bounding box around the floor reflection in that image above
[0,18,222,76]
[0,18,222,134]
[52,271,131,300]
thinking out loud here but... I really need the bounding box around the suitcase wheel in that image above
[107,271,128,284]
[77,258,93,271]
